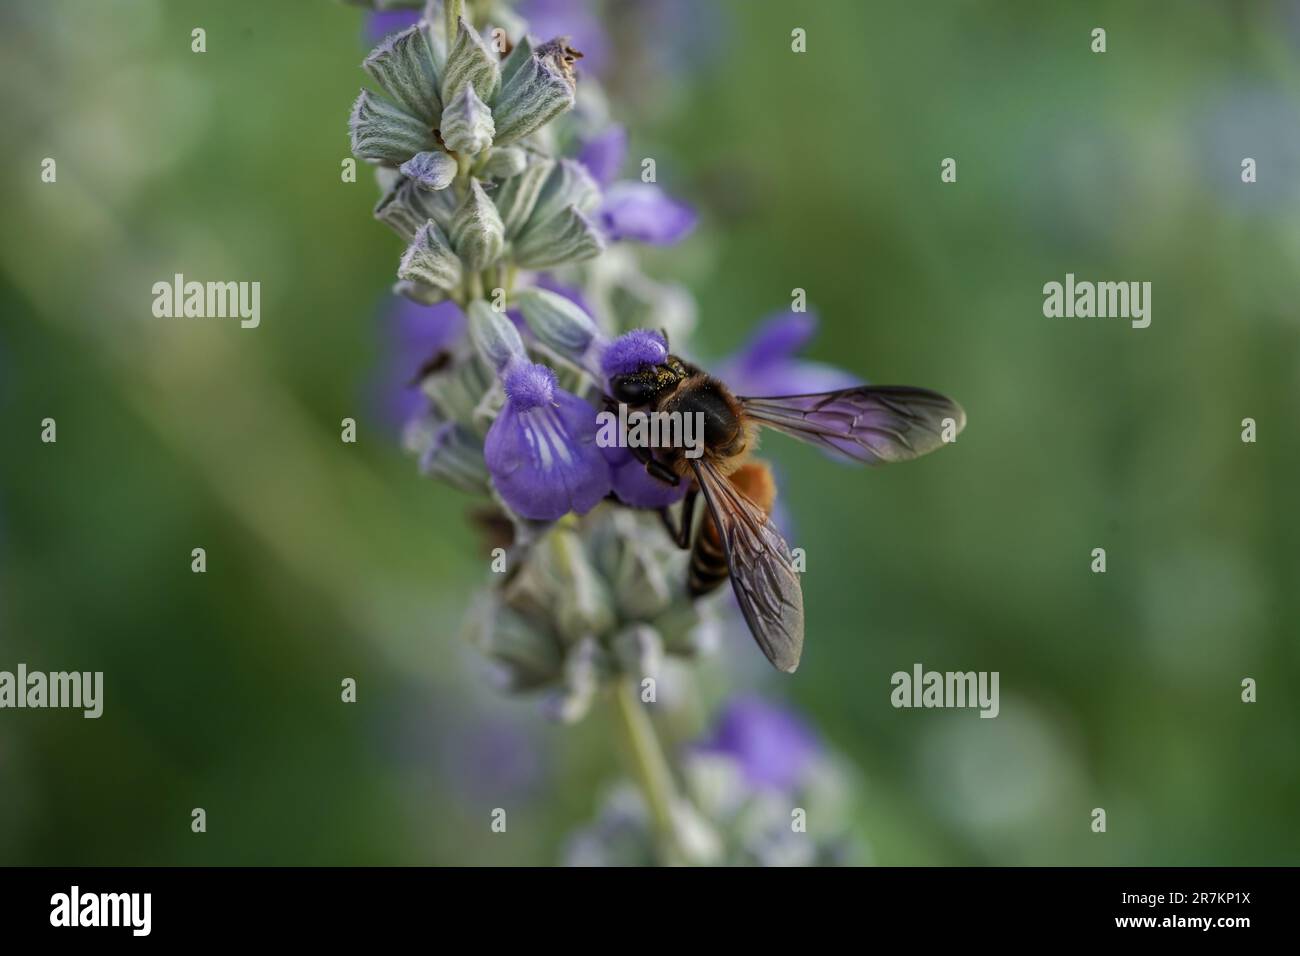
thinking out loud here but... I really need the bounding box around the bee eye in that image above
[611,375,652,405]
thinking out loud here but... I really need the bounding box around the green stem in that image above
[466,271,484,301]
[609,677,681,862]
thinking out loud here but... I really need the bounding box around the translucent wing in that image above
[740,386,965,465]
[690,458,804,673]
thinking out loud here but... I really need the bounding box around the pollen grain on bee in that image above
[595,403,706,460]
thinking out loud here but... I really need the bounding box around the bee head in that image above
[608,368,661,406]
[602,330,678,405]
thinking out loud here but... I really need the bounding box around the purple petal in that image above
[502,360,557,409]
[733,359,863,398]
[731,310,819,372]
[601,444,688,508]
[715,310,862,397]
[365,10,421,44]
[437,716,546,801]
[485,365,612,520]
[375,298,465,429]
[577,126,627,188]
[599,182,697,245]
[601,329,667,379]
[518,0,611,75]
[698,695,821,791]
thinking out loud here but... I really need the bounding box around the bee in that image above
[606,352,965,674]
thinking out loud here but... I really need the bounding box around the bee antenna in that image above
[659,327,670,350]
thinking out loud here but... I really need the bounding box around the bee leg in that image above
[658,487,697,549]
[645,458,681,486]
[628,443,681,487]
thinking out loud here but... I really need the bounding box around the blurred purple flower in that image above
[698,695,820,791]
[576,126,698,246]
[602,444,688,508]
[519,0,611,75]
[713,310,861,397]
[484,361,611,519]
[610,0,726,75]
[600,328,667,379]
[376,297,465,429]
[440,714,547,801]
[365,9,420,44]
[599,182,697,245]
[577,126,628,189]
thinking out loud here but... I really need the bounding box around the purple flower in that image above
[376,298,465,429]
[602,445,688,508]
[438,715,547,802]
[713,310,862,397]
[485,362,611,520]
[519,0,611,75]
[577,126,627,188]
[598,182,697,245]
[365,10,420,45]
[600,328,667,379]
[575,127,697,246]
[697,696,821,791]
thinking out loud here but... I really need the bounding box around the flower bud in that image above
[440,84,495,155]
[493,38,579,145]
[494,155,554,237]
[548,526,616,644]
[403,414,489,493]
[516,287,600,356]
[362,24,441,125]
[513,204,604,268]
[399,149,458,191]
[543,636,603,723]
[350,88,434,164]
[450,179,505,270]
[463,595,563,692]
[398,221,462,298]
[441,17,500,105]
[610,624,664,681]
[466,299,525,372]
[481,146,528,179]
[375,175,458,239]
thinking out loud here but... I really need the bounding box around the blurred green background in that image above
[2,0,1298,865]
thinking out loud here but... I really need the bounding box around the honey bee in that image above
[606,352,965,673]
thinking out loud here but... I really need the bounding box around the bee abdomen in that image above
[688,523,729,596]
[687,461,778,597]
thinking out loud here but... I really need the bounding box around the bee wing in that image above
[690,458,804,673]
[739,386,966,465]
